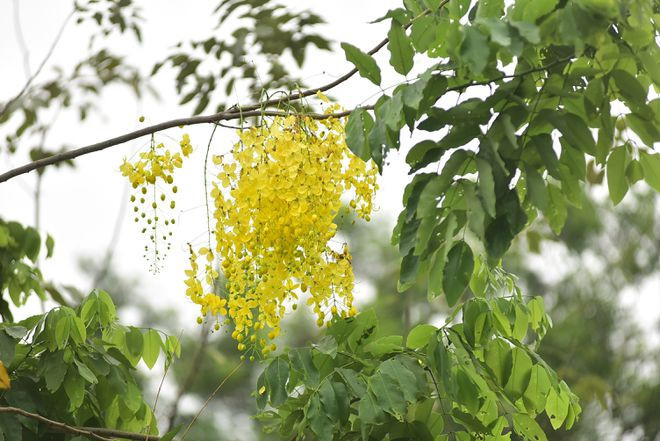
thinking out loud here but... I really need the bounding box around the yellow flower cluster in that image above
[120,133,192,272]
[185,98,378,355]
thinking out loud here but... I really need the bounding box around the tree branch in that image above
[0,406,166,441]
[0,4,441,184]
[0,406,112,441]
[0,107,367,184]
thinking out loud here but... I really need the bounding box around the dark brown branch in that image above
[0,406,113,441]
[0,107,366,183]
[0,406,167,441]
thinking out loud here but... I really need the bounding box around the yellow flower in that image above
[183,99,377,347]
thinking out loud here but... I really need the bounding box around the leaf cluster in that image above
[0,290,180,440]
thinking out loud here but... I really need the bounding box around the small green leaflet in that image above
[545,386,570,429]
[460,27,489,75]
[410,16,437,52]
[340,42,381,85]
[265,356,289,406]
[639,150,660,192]
[606,146,628,205]
[513,413,548,441]
[388,22,415,75]
[345,108,374,161]
[406,324,437,349]
[442,242,474,307]
[142,329,162,369]
[46,234,55,258]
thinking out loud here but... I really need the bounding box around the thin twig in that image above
[12,0,31,79]
[0,406,113,441]
[166,323,211,431]
[0,9,74,121]
[180,360,243,441]
[145,354,173,441]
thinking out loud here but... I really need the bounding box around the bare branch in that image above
[0,406,112,441]
[0,406,169,441]
[0,107,366,184]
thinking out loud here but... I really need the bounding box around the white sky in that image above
[0,1,658,341]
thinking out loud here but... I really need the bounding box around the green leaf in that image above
[540,110,596,155]
[75,359,98,384]
[125,326,144,366]
[380,357,424,403]
[427,332,452,392]
[407,324,437,349]
[545,387,570,429]
[626,159,644,184]
[546,183,567,234]
[290,348,319,387]
[523,365,551,414]
[64,367,85,411]
[626,113,660,146]
[606,146,628,205]
[142,329,161,369]
[341,42,381,85]
[512,413,548,441]
[159,425,182,441]
[365,335,403,356]
[525,166,548,212]
[611,70,649,113]
[504,347,533,400]
[369,370,407,419]
[70,316,87,344]
[460,27,489,75]
[337,367,367,396]
[443,242,474,307]
[639,151,660,192]
[410,16,437,52]
[408,125,479,172]
[398,251,420,292]
[166,335,181,358]
[44,354,68,393]
[485,339,512,386]
[55,316,71,349]
[358,391,384,424]
[23,227,41,263]
[45,234,54,258]
[0,331,15,365]
[318,380,340,423]
[477,158,496,218]
[345,108,374,161]
[476,0,504,18]
[387,22,415,75]
[265,356,289,406]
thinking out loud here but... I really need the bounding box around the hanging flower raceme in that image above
[186,96,378,356]
[120,131,192,272]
